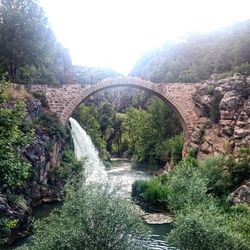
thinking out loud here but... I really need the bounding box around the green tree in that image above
[0,81,31,188]
[0,0,66,84]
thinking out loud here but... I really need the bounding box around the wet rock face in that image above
[22,98,64,206]
[26,98,43,119]
[191,77,250,158]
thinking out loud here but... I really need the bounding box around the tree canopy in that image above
[0,0,73,84]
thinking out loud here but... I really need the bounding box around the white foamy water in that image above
[69,117,107,184]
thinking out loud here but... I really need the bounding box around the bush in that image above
[0,217,18,245]
[167,158,209,212]
[7,194,28,211]
[18,182,148,250]
[156,133,184,165]
[199,155,231,197]
[56,149,84,178]
[132,177,169,209]
[168,204,250,250]
[228,148,250,188]
[199,151,250,198]
[0,81,32,188]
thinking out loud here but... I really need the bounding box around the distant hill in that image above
[130,19,250,83]
[74,65,122,84]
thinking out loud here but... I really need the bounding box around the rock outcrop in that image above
[190,76,250,159]
[228,181,250,206]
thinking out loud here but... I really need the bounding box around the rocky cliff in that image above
[190,76,250,159]
[0,93,70,246]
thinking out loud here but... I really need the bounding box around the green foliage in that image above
[168,204,250,250]
[167,158,209,212]
[165,157,250,249]
[229,147,250,187]
[18,182,148,250]
[38,112,70,143]
[131,153,250,249]
[32,92,48,107]
[132,177,169,209]
[206,86,215,96]
[0,217,18,245]
[199,155,231,197]
[156,134,184,164]
[122,99,183,167]
[234,62,250,97]
[0,0,71,84]
[74,97,183,168]
[56,149,84,178]
[199,150,250,198]
[0,81,31,188]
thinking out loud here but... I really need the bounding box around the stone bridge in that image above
[30,77,201,142]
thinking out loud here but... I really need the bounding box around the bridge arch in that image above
[30,77,200,143]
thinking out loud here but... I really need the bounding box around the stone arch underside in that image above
[30,77,201,143]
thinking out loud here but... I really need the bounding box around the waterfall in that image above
[69,117,107,184]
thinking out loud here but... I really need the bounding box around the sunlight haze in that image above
[40,0,250,75]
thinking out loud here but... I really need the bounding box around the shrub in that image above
[228,148,250,188]
[199,151,250,198]
[0,81,32,188]
[56,149,84,178]
[156,133,184,165]
[132,177,169,209]
[168,204,250,250]
[199,155,231,197]
[32,92,48,107]
[18,182,148,250]
[0,217,19,245]
[167,158,209,212]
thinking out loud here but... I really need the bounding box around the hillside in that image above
[130,20,250,83]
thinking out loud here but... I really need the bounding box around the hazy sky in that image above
[40,0,250,75]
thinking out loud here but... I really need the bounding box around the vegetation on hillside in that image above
[0,0,72,85]
[130,20,250,83]
[0,80,32,188]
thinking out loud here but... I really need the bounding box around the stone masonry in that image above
[30,77,201,143]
